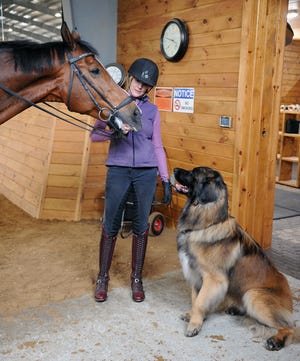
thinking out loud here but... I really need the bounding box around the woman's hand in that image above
[162,181,172,205]
[122,123,132,134]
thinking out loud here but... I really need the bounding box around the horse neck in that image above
[0,54,66,124]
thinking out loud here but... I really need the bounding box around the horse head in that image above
[60,22,142,131]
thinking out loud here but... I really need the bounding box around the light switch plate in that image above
[220,116,231,128]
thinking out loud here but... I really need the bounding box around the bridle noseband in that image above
[67,52,134,122]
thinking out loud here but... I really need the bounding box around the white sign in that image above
[173,88,195,113]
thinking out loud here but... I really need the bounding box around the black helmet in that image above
[128,58,159,87]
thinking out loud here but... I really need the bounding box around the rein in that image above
[0,81,95,132]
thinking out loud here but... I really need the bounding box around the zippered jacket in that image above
[90,96,169,182]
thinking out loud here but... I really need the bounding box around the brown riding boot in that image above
[95,226,117,302]
[131,226,149,302]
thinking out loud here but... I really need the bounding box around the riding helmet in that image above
[128,58,159,87]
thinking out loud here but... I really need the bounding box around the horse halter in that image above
[67,52,134,122]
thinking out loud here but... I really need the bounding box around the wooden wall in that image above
[0,108,54,218]
[0,104,107,221]
[117,0,242,226]
[40,109,92,221]
[117,0,287,248]
[281,40,300,105]
[81,140,109,220]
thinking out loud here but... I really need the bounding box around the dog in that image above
[173,166,295,351]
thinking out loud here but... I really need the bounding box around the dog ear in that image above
[200,171,227,204]
[199,183,218,204]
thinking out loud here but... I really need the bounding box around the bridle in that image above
[67,52,134,122]
[0,51,135,136]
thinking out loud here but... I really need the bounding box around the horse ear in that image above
[72,30,80,41]
[61,21,76,50]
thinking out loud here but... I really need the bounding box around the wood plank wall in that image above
[81,141,109,220]
[0,103,105,221]
[117,0,243,226]
[281,40,300,105]
[0,108,54,217]
[39,105,91,221]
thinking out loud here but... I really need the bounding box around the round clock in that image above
[160,18,189,62]
[105,62,126,87]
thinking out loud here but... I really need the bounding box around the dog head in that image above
[173,166,227,206]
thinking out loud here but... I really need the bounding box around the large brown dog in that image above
[173,166,294,351]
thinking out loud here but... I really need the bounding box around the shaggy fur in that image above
[174,166,295,351]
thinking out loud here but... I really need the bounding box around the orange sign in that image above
[154,87,173,111]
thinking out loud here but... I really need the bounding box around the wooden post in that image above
[232,0,288,248]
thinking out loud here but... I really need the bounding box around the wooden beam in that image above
[233,0,288,248]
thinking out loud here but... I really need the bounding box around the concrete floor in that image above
[0,271,299,361]
[0,185,300,361]
[268,185,300,279]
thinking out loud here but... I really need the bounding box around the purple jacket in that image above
[90,96,169,182]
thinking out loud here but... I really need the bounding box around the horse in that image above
[0,22,141,132]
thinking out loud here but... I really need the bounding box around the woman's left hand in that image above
[162,181,172,205]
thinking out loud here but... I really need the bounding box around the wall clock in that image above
[105,63,126,87]
[160,18,189,62]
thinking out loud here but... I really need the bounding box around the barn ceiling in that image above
[1,0,300,44]
[0,0,62,43]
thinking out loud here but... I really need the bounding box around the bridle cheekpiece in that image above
[67,52,134,123]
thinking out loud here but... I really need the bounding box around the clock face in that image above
[162,22,182,58]
[105,63,126,86]
[160,18,189,62]
[107,66,122,83]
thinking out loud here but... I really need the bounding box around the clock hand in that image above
[164,36,177,44]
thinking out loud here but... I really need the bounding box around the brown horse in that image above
[0,22,141,131]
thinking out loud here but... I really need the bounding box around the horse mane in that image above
[0,39,99,74]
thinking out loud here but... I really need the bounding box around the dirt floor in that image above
[0,194,180,315]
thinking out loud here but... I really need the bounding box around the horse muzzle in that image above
[113,104,142,132]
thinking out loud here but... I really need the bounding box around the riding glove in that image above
[162,181,172,205]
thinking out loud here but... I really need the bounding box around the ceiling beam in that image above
[2,0,61,17]
[3,11,61,36]
[4,24,57,43]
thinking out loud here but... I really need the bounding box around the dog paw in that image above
[185,322,201,337]
[180,312,191,322]
[225,306,245,316]
[265,336,285,351]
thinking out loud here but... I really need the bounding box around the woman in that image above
[90,58,172,303]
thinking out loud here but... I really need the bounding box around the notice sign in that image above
[173,88,195,113]
[154,87,173,112]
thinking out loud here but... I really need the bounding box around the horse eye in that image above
[90,67,101,77]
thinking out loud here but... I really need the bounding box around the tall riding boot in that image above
[95,226,117,302]
[131,226,149,302]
